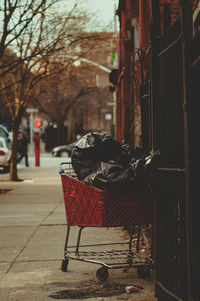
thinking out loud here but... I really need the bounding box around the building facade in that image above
[116,1,200,300]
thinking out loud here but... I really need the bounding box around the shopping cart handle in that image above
[60,162,72,168]
[59,161,77,178]
[59,168,65,174]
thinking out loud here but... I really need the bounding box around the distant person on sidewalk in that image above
[17,132,29,167]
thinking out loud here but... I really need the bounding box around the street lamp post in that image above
[26,108,38,156]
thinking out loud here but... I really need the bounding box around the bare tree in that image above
[33,63,99,145]
[0,0,107,180]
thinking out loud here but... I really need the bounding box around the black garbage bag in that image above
[71,131,160,197]
[129,149,160,194]
[71,132,123,180]
[83,156,155,197]
[118,144,147,165]
[84,162,133,191]
[83,161,135,196]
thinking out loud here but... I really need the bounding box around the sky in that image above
[65,0,119,30]
[83,0,118,24]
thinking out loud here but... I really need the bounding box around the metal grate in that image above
[66,247,149,266]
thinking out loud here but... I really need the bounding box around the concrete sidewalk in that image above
[0,156,156,301]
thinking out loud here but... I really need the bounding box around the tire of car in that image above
[60,151,70,158]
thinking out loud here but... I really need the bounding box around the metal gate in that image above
[187,31,200,301]
[139,2,200,300]
[152,17,189,301]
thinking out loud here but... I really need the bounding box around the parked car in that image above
[0,124,12,141]
[0,137,11,172]
[52,135,83,158]
[52,142,75,158]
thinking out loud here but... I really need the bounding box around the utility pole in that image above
[112,1,118,139]
[26,108,38,156]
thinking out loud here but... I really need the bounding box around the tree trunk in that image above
[67,110,76,143]
[10,121,20,181]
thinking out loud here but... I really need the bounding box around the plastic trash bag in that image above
[83,157,154,196]
[71,132,122,180]
[118,144,147,165]
[71,131,160,197]
[84,161,135,195]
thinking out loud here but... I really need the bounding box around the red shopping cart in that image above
[60,162,154,281]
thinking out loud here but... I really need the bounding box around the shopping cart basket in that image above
[60,162,154,281]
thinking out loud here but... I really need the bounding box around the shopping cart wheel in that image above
[137,265,151,279]
[61,259,69,272]
[96,267,109,281]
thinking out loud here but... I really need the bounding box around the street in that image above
[0,154,155,301]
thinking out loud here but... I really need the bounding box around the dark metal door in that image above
[187,33,200,301]
[152,17,189,301]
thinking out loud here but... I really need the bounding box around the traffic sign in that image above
[26,108,38,113]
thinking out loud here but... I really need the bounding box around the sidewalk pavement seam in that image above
[1,259,61,264]
[4,198,63,275]
[0,224,67,228]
